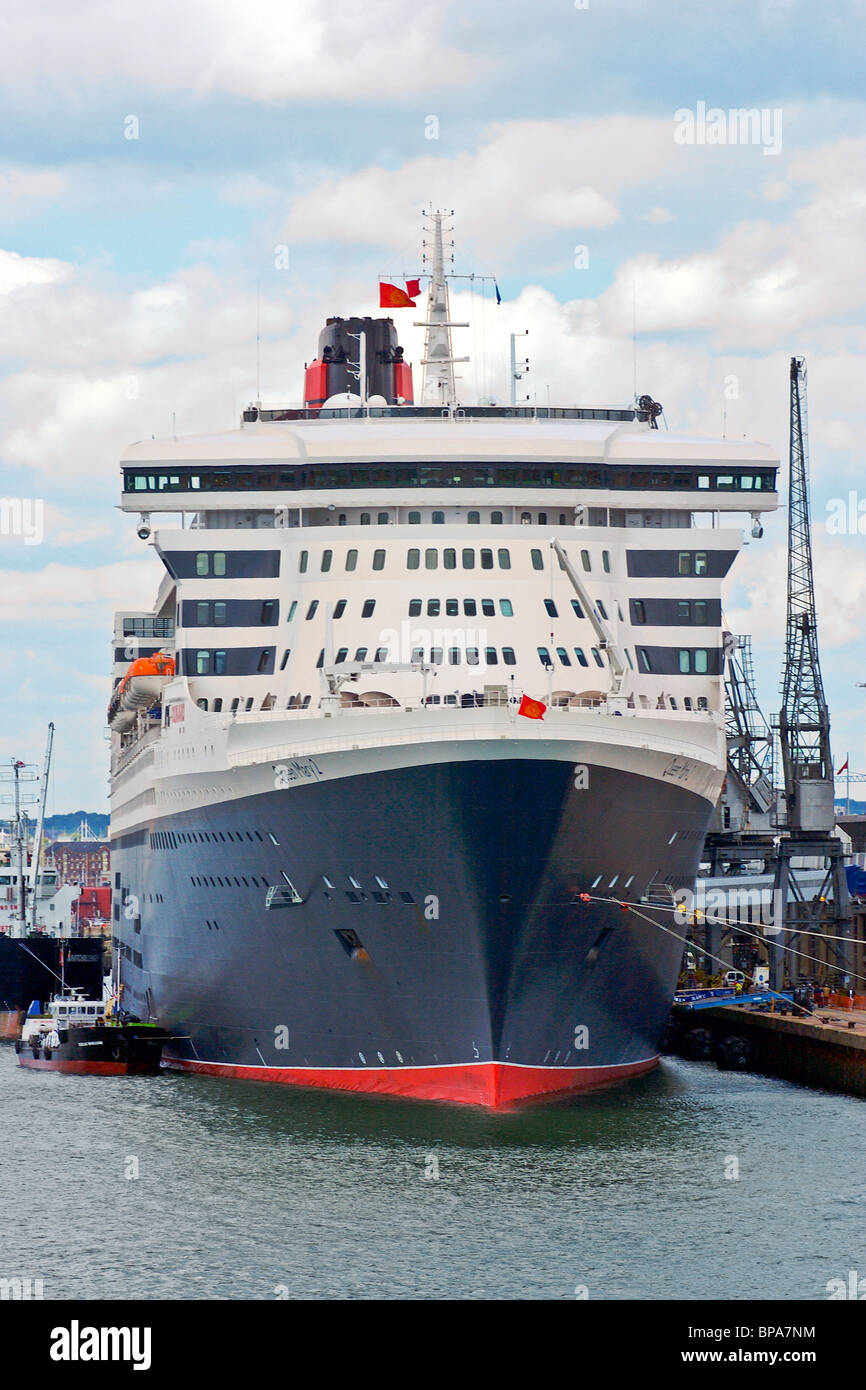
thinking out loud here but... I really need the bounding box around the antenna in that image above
[256,280,261,405]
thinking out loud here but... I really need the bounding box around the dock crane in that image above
[770,357,853,989]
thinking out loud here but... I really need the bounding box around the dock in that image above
[668,996,866,1098]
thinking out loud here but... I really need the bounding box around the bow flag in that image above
[379,279,421,308]
[518,694,547,720]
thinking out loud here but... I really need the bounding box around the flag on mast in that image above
[837,758,849,774]
[379,279,420,308]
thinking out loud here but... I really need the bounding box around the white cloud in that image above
[0,559,159,625]
[0,247,70,295]
[0,0,480,104]
[639,206,677,224]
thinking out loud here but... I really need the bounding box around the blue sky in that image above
[0,0,864,809]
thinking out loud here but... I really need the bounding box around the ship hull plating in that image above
[114,758,714,1107]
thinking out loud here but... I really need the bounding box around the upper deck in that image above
[120,407,779,514]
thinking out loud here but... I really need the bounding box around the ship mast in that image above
[419,209,468,407]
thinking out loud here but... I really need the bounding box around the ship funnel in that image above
[304,316,414,410]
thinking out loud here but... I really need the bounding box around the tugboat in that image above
[15,989,168,1074]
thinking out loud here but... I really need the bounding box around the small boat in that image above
[108,650,175,732]
[14,990,169,1074]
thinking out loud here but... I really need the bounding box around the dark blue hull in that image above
[113,758,713,1105]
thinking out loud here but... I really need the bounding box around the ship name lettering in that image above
[275,758,323,786]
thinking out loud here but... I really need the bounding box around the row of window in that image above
[299,546,517,574]
[633,599,711,625]
[334,510,570,526]
[124,464,777,494]
[150,827,280,849]
[408,598,514,618]
[122,617,174,638]
[636,648,712,674]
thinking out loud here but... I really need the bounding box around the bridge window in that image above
[462,548,475,570]
[321,549,332,573]
[378,512,389,525]
[679,649,691,673]
[196,553,209,576]
[498,548,511,569]
[531,549,543,570]
[468,511,480,524]
[407,548,420,570]
[408,511,421,524]
[481,549,494,570]
[196,601,208,625]
[444,548,456,570]
[215,650,227,675]
[432,510,445,524]
[678,600,690,621]
[257,649,272,673]
[346,549,358,572]
[360,513,371,525]
[580,550,591,572]
[196,650,210,675]
[491,510,503,524]
[373,549,386,571]
[694,649,709,674]
[695,552,708,575]
[260,600,275,623]
[425,548,438,570]
[694,601,708,624]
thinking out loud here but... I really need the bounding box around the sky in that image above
[0,0,864,810]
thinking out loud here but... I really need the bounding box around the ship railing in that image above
[225,695,717,723]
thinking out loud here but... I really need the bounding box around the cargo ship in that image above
[109,212,779,1107]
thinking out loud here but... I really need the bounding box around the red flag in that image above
[405,278,421,298]
[518,694,547,720]
[838,759,849,774]
[379,281,417,308]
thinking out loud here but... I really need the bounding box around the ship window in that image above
[333,599,347,619]
[411,645,424,662]
[432,510,445,524]
[280,650,291,671]
[602,550,611,573]
[694,601,708,624]
[580,550,591,572]
[574,647,588,667]
[538,646,553,667]
[500,599,513,616]
[196,601,209,625]
[246,697,254,711]
[214,602,227,625]
[625,651,633,670]
[427,599,441,616]
[260,600,275,623]
[355,647,367,661]
[447,646,462,665]
[634,600,647,624]
[678,650,691,673]
[695,552,708,575]
[498,548,511,569]
[480,549,494,570]
[408,511,421,524]
[694,649,709,674]
[430,646,443,664]
[196,553,208,576]
[538,512,547,525]
[214,650,227,675]
[678,600,691,621]
[503,647,516,665]
[684,696,692,709]
[306,601,318,620]
[321,549,332,573]
[316,649,325,668]
[299,550,308,573]
[596,601,608,620]
[467,647,480,665]
[360,513,371,525]
[425,548,438,570]
[462,548,475,569]
[678,552,692,575]
[557,647,571,666]
[544,599,558,618]
[531,549,543,570]
[592,648,605,667]
[444,548,456,570]
[197,698,208,711]
[408,599,422,617]
[697,696,708,710]
[491,511,503,524]
[559,513,567,525]
[521,512,531,524]
[196,650,210,675]
[257,649,272,673]
[373,548,386,571]
[338,514,347,525]
[287,600,297,622]
[468,510,480,524]
[231,698,240,712]
[638,648,652,672]
[378,512,389,525]
[346,549,358,572]
[464,599,477,616]
[446,598,459,616]
[335,647,348,663]
[407,548,420,570]
[375,647,388,662]
[485,647,498,665]
[481,599,495,617]
[361,600,375,617]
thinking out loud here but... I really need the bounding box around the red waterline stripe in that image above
[17,1058,158,1075]
[162,1054,659,1108]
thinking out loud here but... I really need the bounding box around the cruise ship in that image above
[109,213,779,1107]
